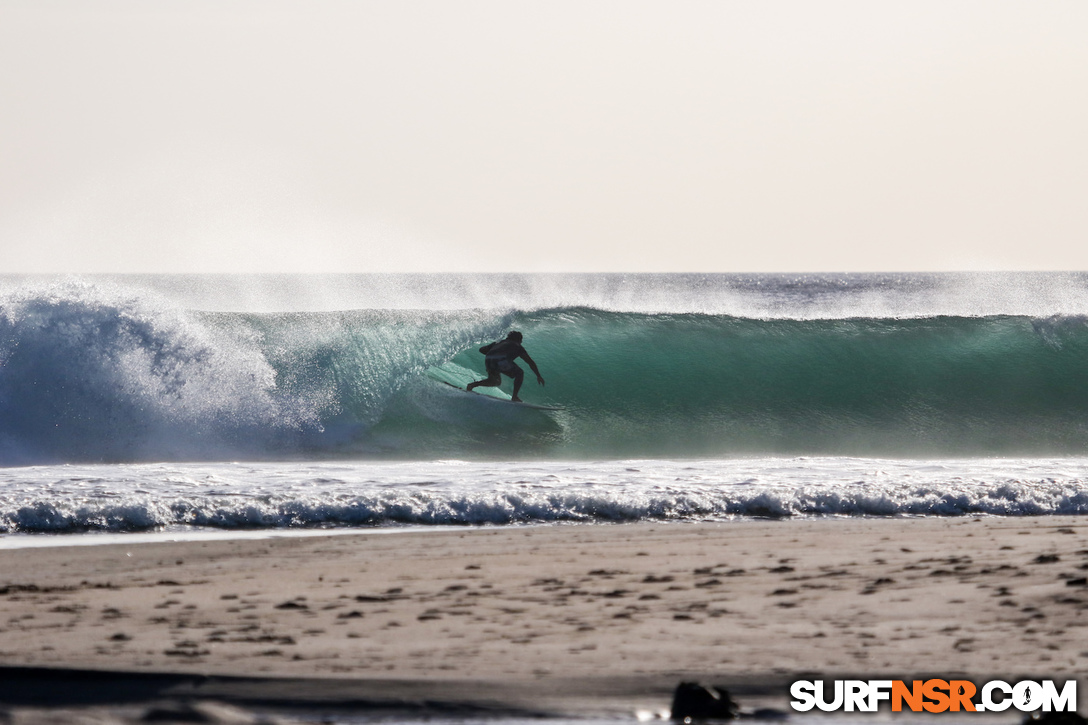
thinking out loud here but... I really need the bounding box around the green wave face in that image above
[356,309,1088,458]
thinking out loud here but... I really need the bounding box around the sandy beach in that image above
[1,517,1086,720]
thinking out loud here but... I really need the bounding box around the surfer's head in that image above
[506,331,523,343]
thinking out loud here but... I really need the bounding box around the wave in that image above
[5,280,1088,463]
[2,459,1086,533]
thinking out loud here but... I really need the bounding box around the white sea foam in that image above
[1,458,1085,538]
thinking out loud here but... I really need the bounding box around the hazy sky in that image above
[2,1,1086,273]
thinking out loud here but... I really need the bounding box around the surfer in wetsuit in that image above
[466,330,545,402]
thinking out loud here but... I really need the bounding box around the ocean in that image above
[2,272,1087,540]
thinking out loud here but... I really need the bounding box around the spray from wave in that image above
[0,281,328,463]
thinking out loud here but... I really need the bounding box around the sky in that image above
[2,0,1087,273]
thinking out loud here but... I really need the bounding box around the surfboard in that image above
[437,381,565,411]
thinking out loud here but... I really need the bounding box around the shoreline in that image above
[1,518,1086,718]
[2,508,1085,551]
[0,523,452,550]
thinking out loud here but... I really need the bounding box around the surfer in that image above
[467,331,545,402]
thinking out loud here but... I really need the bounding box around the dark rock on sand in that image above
[670,682,738,721]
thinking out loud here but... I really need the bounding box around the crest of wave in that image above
[0,279,323,464]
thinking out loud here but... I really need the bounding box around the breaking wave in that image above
[1,458,1086,533]
[5,278,1088,463]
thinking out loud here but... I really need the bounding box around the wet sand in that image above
[0,517,1086,720]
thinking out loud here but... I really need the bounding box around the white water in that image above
[1,457,1085,541]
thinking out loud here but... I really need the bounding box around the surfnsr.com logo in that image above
[790,679,1077,713]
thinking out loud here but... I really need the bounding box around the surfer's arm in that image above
[479,343,494,354]
[520,351,545,385]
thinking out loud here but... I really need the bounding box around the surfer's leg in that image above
[468,363,502,390]
[467,361,500,389]
[468,372,501,390]
[509,366,525,401]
